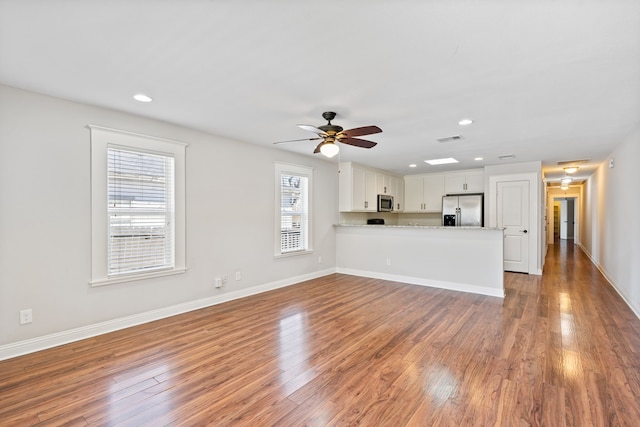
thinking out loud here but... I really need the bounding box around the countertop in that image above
[335,224,502,231]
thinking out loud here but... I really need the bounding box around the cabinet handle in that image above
[365,201,368,209]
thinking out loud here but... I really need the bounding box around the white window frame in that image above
[274,162,313,257]
[89,125,187,286]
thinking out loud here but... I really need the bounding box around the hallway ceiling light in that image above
[561,185,569,190]
[563,166,579,174]
[561,177,572,184]
[458,119,474,126]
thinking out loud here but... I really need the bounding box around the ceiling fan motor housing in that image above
[319,124,343,135]
[319,112,343,135]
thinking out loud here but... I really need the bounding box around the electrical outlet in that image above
[222,274,228,284]
[386,258,392,266]
[214,278,222,288]
[19,309,32,325]
[235,271,242,281]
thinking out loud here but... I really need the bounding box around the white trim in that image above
[0,268,335,361]
[89,268,187,287]
[273,249,314,259]
[87,124,189,147]
[336,268,504,298]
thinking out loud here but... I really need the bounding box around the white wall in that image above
[580,126,640,317]
[0,84,338,352]
[336,226,504,298]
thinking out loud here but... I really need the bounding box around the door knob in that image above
[521,229,528,234]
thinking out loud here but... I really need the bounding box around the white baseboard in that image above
[336,268,504,298]
[578,243,640,320]
[0,268,336,361]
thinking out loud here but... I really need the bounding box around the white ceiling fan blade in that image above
[298,124,328,137]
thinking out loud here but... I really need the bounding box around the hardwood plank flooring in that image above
[1,241,640,426]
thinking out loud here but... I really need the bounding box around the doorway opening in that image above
[553,197,577,243]
[546,186,581,247]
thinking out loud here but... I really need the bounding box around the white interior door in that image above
[497,180,529,273]
[560,199,568,239]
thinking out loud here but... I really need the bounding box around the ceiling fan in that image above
[274,111,382,158]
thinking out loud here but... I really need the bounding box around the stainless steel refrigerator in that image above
[442,194,484,227]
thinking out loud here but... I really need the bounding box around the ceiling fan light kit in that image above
[320,142,340,158]
[274,111,382,157]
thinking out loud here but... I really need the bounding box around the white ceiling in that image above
[1,1,639,183]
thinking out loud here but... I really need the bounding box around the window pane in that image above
[107,148,175,275]
[280,173,308,253]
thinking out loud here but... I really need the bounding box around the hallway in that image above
[503,240,640,425]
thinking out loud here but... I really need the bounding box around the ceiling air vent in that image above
[436,135,463,143]
[557,159,590,165]
[499,154,515,160]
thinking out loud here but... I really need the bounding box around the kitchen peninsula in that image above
[335,224,504,298]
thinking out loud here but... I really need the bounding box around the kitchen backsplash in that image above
[339,212,442,226]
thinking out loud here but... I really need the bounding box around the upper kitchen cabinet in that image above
[381,174,404,211]
[444,169,484,194]
[404,174,445,212]
[339,162,403,212]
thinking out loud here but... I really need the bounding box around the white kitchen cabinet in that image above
[391,175,404,211]
[444,170,484,194]
[403,174,444,212]
[404,175,424,212]
[350,165,378,212]
[423,174,445,211]
[339,162,402,212]
[381,174,404,211]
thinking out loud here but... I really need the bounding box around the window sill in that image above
[89,268,187,287]
[274,249,314,259]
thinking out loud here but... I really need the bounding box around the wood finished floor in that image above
[1,241,640,426]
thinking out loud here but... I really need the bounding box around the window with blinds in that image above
[107,148,175,275]
[90,125,186,286]
[280,173,308,253]
[274,162,312,256]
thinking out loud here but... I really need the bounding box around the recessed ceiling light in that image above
[563,166,578,174]
[474,157,483,161]
[133,93,153,103]
[458,119,474,126]
[425,157,459,165]
[561,177,572,184]
[409,164,417,168]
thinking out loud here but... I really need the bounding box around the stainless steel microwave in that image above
[377,194,394,212]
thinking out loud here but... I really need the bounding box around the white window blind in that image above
[279,172,309,253]
[107,148,175,276]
